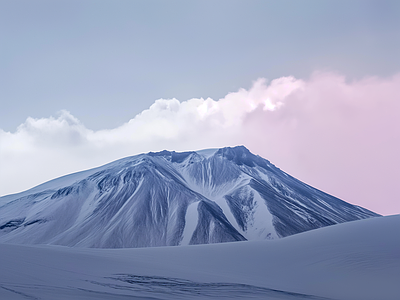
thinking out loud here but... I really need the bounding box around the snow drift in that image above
[0,214,398,300]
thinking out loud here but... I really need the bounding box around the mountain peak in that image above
[215,146,258,167]
[147,145,260,165]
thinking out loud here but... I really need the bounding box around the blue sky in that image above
[1,1,400,215]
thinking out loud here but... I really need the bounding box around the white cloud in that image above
[1,73,399,215]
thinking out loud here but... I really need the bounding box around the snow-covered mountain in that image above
[0,146,378,248]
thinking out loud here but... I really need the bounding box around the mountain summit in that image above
[0,146,378,248]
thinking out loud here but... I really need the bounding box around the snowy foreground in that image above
[0,215,399,300]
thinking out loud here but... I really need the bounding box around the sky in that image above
[1,0,399,215]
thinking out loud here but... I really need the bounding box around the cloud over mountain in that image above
[1,72,399,214]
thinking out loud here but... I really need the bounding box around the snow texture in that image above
[0,214,399,300]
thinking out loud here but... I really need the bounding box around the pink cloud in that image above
[243,72,400,215]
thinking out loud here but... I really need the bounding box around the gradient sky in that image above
[1,1,400,215]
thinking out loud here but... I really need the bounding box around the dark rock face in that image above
[0,146,379,248]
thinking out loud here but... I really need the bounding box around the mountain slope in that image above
[0,146,379,248]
